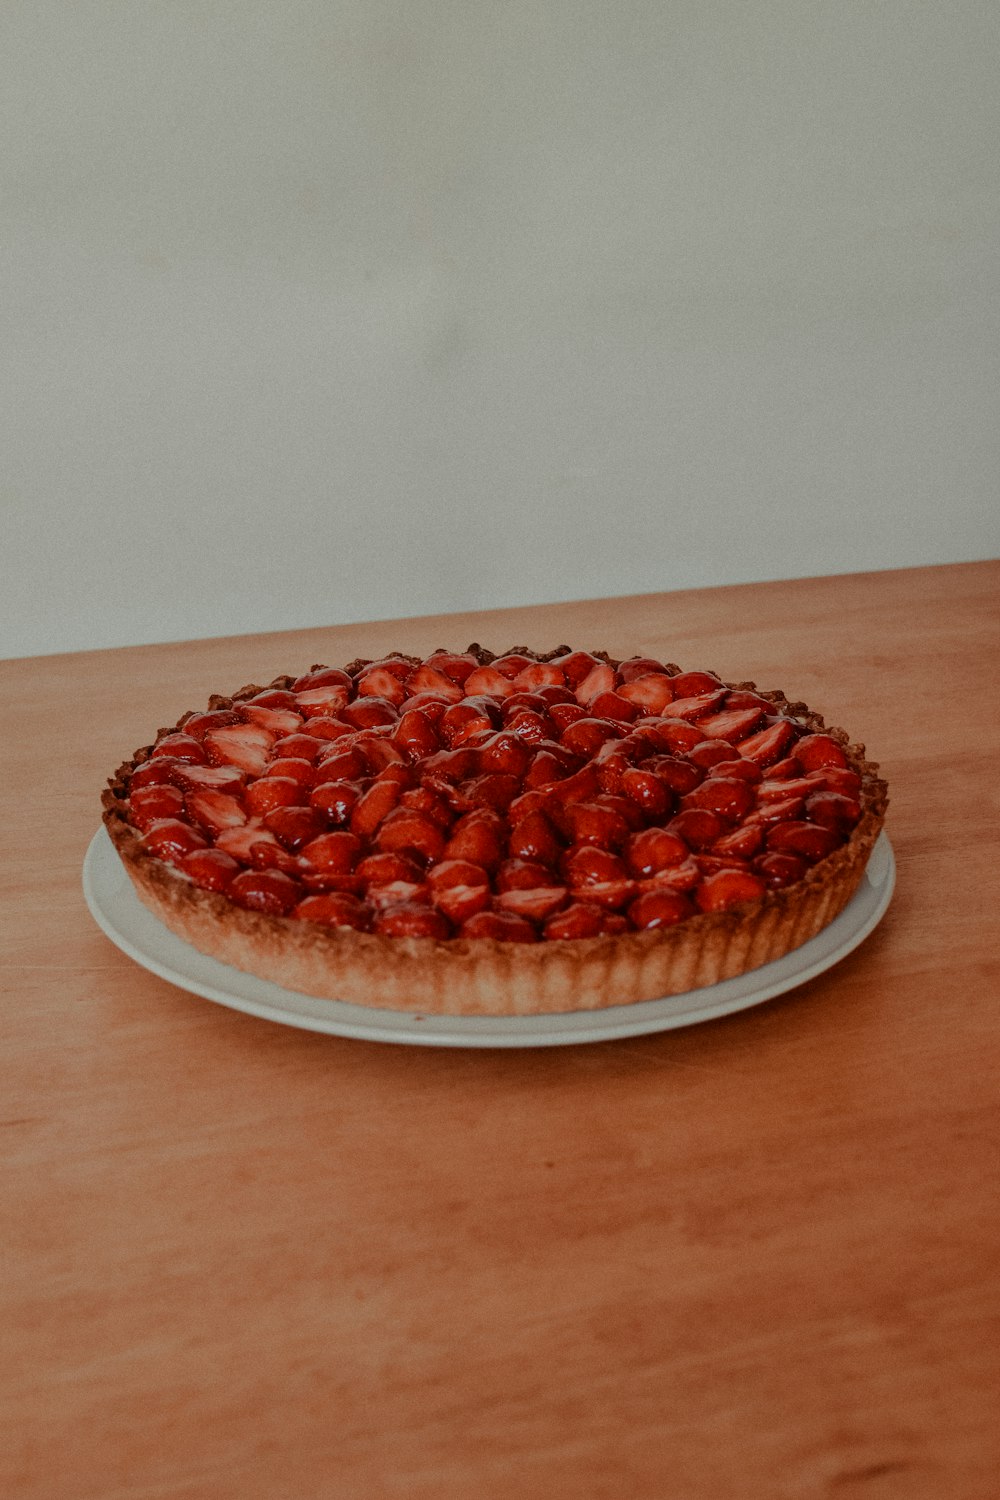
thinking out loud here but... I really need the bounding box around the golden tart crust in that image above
[102,648,888,1017]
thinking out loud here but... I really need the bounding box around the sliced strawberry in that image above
[292,666,352,692]
[547,764,602,806]
[693,854,752,877]
[574,661,617,706]
[665,690,728,721]
[128,784,186,830]
[806,766,863,796]
[294,893,370,930]
[443,697,501,744]
[681,776,755,823]
[559,717,626,758]
[270,733,323,763]
[376,808,446,863]
[646,719,704,754]
[228,869,303,916]
[723,690,773,712]
[462,666,516,698]
[477,731,533,778]
[513,662,567,692]
[262,756,318,787]
[534,684,576,707]
[459,909,538,943]
[263,805,325,850]
[431,882,491,926]
[181,709,243,739]
[393,708,442,759]
[249,841,301,875]
[618,656,669,682]
[737,719,797,765]
[374,904,449,939]
[495,886,568,921]
[418,746,480,783]
[616,674,675,713]
[295,684,351,717]
[457,773,521,814]
[356,851,425,887]
[399,785,453,829]
[754,851,809,889]
[562,802,629,851]
[405,664,463,703]
[244,777,306,817]
[694,870,766,913]
[426,857,491,892]
[360,738,407,774]
[593,792,645,832]
[523,750,567,789]
[544,902,607,940]
[215,824,280,864]
[687,739,736,770]
[151,732,207,764]
[508,810,564,866]
[443,811,506,871]
[705,757,763,785]
[356,666,409,706]
[667,808,724,849]
[668,670,724,696]
[495,857,558,892]
[624,827,688,876]
[640,858,701,893]
[141,818,208,863]
[570,879,635,910]
[246,689,300,711]
[549,650,601,687]
[309,780,363,824]
[804,790,862,830]
[504,707,557,744]
[241,705,304,736]
[341,697,398,730]
[695,707,766,743]
[628,890,696,929]
[303,717,353,743]
[366,880,431,911]
[316,746,368,782]
[186,789,248,833]
[543,703,585,735]
[647,755,703,795]
[745,794,807,827]
[795,733,849,772]
[564,844,629,886]
[298,830,362,874]
[620,767,672,817]
[766,820,842,861]
[423,651,478,685]
[507,787,556,824]
[711,823,765,859]
[178,848,241,893]
[756,776,817,803]
[204,723,274,776]
[589,690,639,723]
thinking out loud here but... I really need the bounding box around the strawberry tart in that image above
[102,646,888,1015]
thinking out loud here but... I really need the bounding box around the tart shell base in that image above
[106,807,884,1016]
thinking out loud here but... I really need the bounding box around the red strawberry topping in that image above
[116,647,876,948]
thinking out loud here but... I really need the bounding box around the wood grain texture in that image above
[2,561,998,1500]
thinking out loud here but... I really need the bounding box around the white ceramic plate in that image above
[83,827,894,1048]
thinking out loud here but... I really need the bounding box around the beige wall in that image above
[3,2,998,657]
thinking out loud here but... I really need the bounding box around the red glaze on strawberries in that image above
[110,647,877,949]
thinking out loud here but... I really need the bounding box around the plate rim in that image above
[83,827,895,1048]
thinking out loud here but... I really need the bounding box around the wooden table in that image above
[4,561,998,1500]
